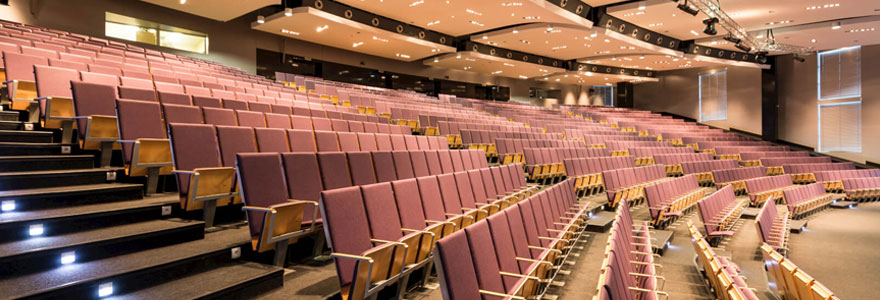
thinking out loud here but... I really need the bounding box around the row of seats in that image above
[603,164,667,208]
[783,183,833,219]
[644,174,707,227]
[739,151,810,167]
[523,147,611,184]
[713,167,767,197]
[760,244,839,300]
[681,159,740,186]
[744,175,795,207]
[653,153,715,176]
[564,156,634,197]
[629,146,693,166]
[593,199,666,300]
[687,222,759,300]
[755,200,790,254]
[761,157,832,175]
[783,163,856,184]
[815,169,880,192]
[580,135,655,149]
[842,177,880,202]
[605,140,671,155]
[697,141,773,154]
[709,146,788,157]
[696,186,747,241]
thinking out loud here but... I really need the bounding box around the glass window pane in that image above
[159,30,208,54]
[699,71,727,122]
[105,22,156,45]
[819,46,860,100]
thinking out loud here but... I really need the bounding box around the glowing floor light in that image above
[1,200,14,212]
[98,282,114,297]
[29,224,44,236]
[60,251,76,265]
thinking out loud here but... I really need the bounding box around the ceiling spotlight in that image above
[257,16,265,24]
[723,35,741,44]
[755,51,768,64]
[546,25,554,32]
[284,8,294,17]
[831,21,841,30]
[793,55,805,62]
[702,18,719,35]
[677,0,699,16]
[735,42,751,52]
[179,0,186,4]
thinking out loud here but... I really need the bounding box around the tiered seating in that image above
[842,177,880,202]
[653,153,714,176]
[783,183,833,219]
[739,151,810,167]
[745,175,795,207]
[644,174,707,227]
[754,199,790,254]
[593,199,666,299]
[681,159,740,186]
[697,185,747,240]
[815,169,880,192]
[602,164,667,208]
[687,222,759,300]
[629,146,693,166]
[605,140,672,156]
[711,145,789,158]
[564,156,633,197]
[432,179,589,300]
[713,166,766,196]
[760,157,832,176]
[523,147,608,184]
[783,163,856,184]
[760,244,840,300]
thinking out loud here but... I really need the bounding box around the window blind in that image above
[699,71,727,122]
[819,102,861,152]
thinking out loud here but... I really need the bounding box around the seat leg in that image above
[273,238,290,267]
[60,120,74,145]
[100,141,113,167]
[312,230,328,260]
[203,199,218,229]
[145,167,161,195]
[395,273,412,300]
[26,102,39,123]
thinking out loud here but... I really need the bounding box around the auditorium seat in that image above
[783,183,833,219]
[697,185,747,241]
[115,99,172,193]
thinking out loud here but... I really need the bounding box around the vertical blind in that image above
[699,71,727,122]
[818,46,861,100]
[819,102,861,152]
[593,86,614,106]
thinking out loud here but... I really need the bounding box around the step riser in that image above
[0,203,171,244]
[0,158,94,172]
[0,171,115,190]
[0,222,204,278]
[20,239,250,300]
[194,269,284,300]
[0,135,52,143]
[0,146,62,156]
[1,187,144,211]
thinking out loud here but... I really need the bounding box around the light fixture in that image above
[703,18,719,35]
[512,29,518,34]
[179,0,186,4]
[98,282,114,298]
[831,21,841,30]
[755,51,768,64]
[638,1,647,10]
[352,42,363,48]
[257,16,265,24]
[316,25,329,32]
[735,43,751,52]
[811,39,817,43]
[61,251,76,265]
[723,34,741,44]
[677,0,699,16]
[284,8,293,17]
[793,55,805,62]
[1,200,14,212]
[546,25,554,32]
[29,224,44,236]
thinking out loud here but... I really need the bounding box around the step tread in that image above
[0,155,93,161]
[0,141,69,147]
[0,183,142,198]
[0,226,250,299]
[0,219,202,260]
[0,193,177,226]
[0,167,122,177]
[108,262,282,300]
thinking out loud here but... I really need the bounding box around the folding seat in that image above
[417,176,471,230]
[347,152,377,186]
[69,81,119,164]
[346,120,366,133]
[236,110,265,127]
[212,88,235,99]
[372,151,397,183]
[377,123,391,134]
[361,182,434,267]
[314,130,341,152]
[215,125,257,167]
[449,150,466,172]
[310,109,327,118]
[264,113,291,129]
[289,115,312,130]
[190,95,222,108]
[317,152,353,190]
[338,132,360,151]
[201,107,237,126]
[222,98,249,111]
[156,90,191,105]
[184,85,211,97]
[352,133,375,151]
[254,128,289,153]
[392,150,416,180]
[330,119,349,132]
[114,99,172,194]
[390,134,407,150]
[375,134,393,151]
[248,101,271,113]
[271,104,293,115]
[287,129,316,153]
[21,46,58,59]
[161,103,202,125]
[168,123,237,227]
[319,186,408,300]
[312,117,333,131]
[363,122,378,134]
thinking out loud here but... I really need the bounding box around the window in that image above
[819,102,861,152]
[818,46,860,100]
[699,70,727,122]
[817,46,862,153]
[592,86,614,106]
[105,12,208,54]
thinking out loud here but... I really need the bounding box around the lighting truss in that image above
[687,0,814,55]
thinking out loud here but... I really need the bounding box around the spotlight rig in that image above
[676,0,699,16]
[702,17,719,35]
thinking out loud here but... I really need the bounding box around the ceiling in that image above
[424,51,565,79]
[252,7,456,62]
[578,54,720,71]
[537,70,660,85]
[140,0,280,21]
[333,0,592,36]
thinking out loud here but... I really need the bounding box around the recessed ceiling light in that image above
[512,29,518,34]
[179,0,186,4]
[832,21,841,30]
[316,25,329,32]
[352,42,364,48]
[466,9,483,16]
[427,20,440,26]
[284,8,293,17]
[690,30,700,36]
[396,53,411,59]
[470,21,484,27]
[811,39,817,43]
[257,16,265,24]
[410,0,424,7]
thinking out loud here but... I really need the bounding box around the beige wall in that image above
[777,45,880,164]
[632,65,763,135]
[0,0,591,102]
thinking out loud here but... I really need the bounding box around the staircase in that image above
[0,110,283,299]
